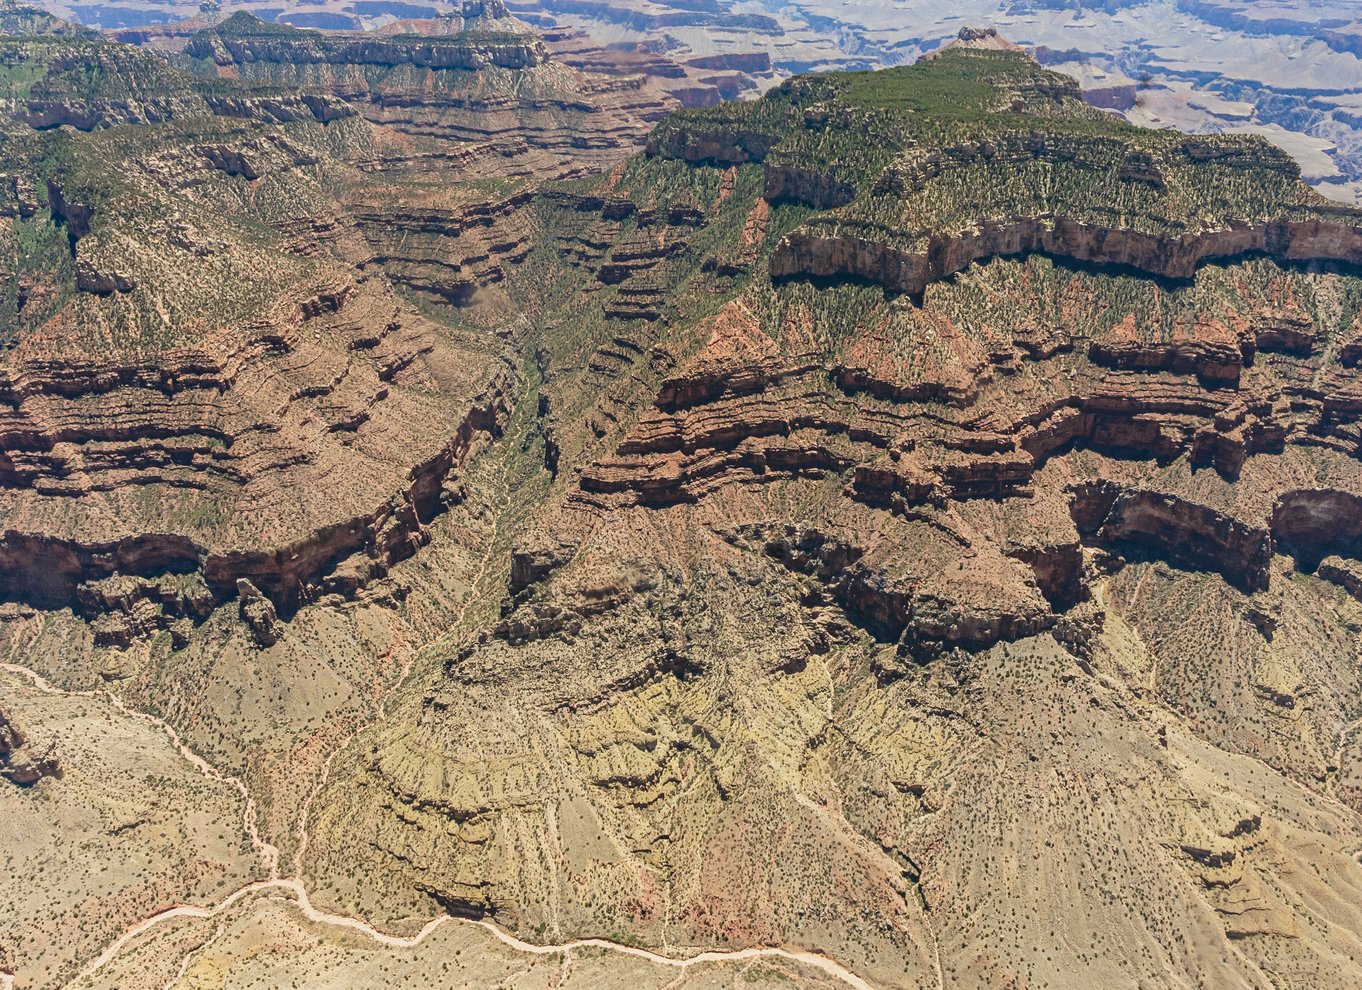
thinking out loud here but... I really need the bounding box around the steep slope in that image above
[20,0,1362,204]
[0,75,514,629]
[0,20,504,989]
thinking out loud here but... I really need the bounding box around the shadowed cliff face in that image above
[0,704,62,785]
[11,19,1362,990]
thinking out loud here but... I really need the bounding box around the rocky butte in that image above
[6,10,1362,990]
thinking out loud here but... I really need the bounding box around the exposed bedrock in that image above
[762,164,857,210]
[346,185,714,314]
[683,522,1058,662]
[0,278,516,625]
[0,705,61,787]
[1008,538,1087,611]
[1071,482,1273,592]
[578,362,1288,514]
[203,92,357,125]
[686,52,772,74]
[17,88,353,132]
[56,90,360,131]
[1068,483,1362,595]
[1270,489,1362,572]
[563,318,1362,620]
[0,384,508,618]
[564,288,1362,601]
[185,20,677,175]
[769,215,1362,297]
[644,122,781,165]
[20,96,205,131]
[1321,27,1362,59]
[185,28,550,72]
[195,136,318,181]
[1020,385,1294,479]
[350,191,537,306]
[705,483,1279,661]
[1318,556,1362,601]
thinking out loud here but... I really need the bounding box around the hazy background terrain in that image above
[25,0,1362,202]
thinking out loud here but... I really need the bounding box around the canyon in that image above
[5,6,1362,990]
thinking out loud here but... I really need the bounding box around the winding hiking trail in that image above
[73,875,878,989]
[3,583,880,990]
[1332,715,1362,796]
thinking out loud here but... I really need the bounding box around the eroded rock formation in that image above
[8,20,1362,990]
[0,706,61,786]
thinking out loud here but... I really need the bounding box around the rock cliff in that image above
[292,46,1362,990]
[179,13,679,177]
[0,705,61,786]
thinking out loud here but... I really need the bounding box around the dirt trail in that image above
[293,441,512,875]
[1331,715,1362,796]
[72,876,877,989]
[4,464,880,990]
